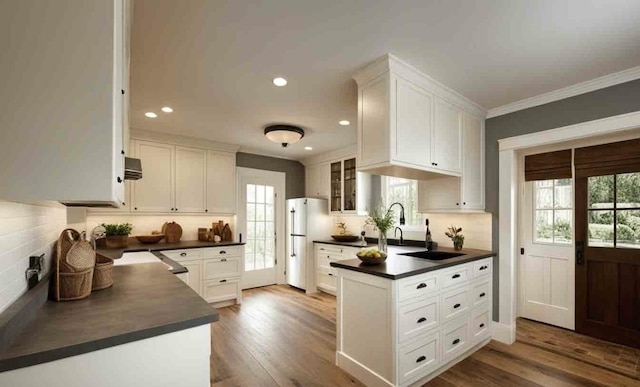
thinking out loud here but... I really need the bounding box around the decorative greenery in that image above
[445,225,465,245]
[365,204,395,234]
[102,223,133,236]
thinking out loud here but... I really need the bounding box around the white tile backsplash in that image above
[0,201,67,313]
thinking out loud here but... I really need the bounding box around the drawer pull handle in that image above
[452,338,460,345]
[479,265,488,270]
[180,253,187,257]
[416,283,427,289]
[328,273,334,277]
[479,292,486,298]
[220,279,227,283]
[454,303,461,309]
[452,274,461,279]
[320,248,325,251]
[417,317,427,324]
[220,250,227,254]
[221,258,227,262]
[480,323,485,328]
[416,356,426,363]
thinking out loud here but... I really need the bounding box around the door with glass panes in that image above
[575,138,640,347]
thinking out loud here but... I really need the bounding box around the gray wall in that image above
[485,78,640,320]
[236,152,306,199]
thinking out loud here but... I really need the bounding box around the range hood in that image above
[124,157,142,180]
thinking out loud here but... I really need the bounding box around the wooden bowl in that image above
[135,234,165,244]
[356,251,388,265]
[331,235,360,242]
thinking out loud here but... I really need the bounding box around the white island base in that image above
[334,257,493,387]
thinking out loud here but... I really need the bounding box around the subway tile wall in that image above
[0,201,67,313]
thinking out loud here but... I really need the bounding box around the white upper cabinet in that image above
[418,111,485,212]
[175,147,207,213]
[132,141,175,213]
[353,54,486,181]
[206,150,237,214]
[305,163,330,199]
[0,0,130,206]
[433,98,462,174]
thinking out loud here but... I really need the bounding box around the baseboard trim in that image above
[491,321,516,344]
[336,351,394,387]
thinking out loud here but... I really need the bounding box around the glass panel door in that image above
[330,161,342,212]
[343,158,357,211]
[245,184,276,271]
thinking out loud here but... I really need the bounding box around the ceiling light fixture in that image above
[264,125,304,148]
[145,112,157,118]
[161,106,173,113]
[272,77,288,87]
[304,146,313,151]
[339,120,350,126]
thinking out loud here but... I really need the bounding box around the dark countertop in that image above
[330,246,495,280]
[0,263,218,372]
[97,239,245,260]
[313,240,375,248]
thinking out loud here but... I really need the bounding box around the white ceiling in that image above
[130,0,640,159]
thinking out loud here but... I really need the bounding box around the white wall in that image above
[0,201,67,313]
[333,213,492,251]
[85,214,235,242]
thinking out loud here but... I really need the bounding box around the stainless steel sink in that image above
[399,251,464,260]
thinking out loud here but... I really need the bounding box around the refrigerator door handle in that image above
[290,208,296,257]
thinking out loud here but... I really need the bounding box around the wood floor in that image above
[210,285,640,386]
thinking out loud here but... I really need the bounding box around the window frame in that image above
[532,178,574,246]
[380,176,423,231]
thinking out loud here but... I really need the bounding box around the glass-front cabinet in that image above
[330,157,361,214]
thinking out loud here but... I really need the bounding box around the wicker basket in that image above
[54,229,96,301]
[92,253,114,291]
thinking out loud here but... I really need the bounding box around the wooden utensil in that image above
[163,222,183,243]
[221,224,233,242]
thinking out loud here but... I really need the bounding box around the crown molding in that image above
[487,66,640,119]
[236,146,301,162]
[130,129,241,153]
[300,144,357,166]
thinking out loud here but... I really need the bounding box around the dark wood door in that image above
[576,169,640,348]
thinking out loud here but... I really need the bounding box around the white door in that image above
[237,168,286,289]
[520,178,575,330]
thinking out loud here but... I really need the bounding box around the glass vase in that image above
[378,230,388,253]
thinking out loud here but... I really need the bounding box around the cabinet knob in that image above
[117,177,122,183]
[417,317,427,324]
[463,202,466,205]
[328,273,333,277]
[134,207,138,210]
[480,323,485,328]
[175,208,178,211]
[180,253,187,257]
[416,356,426,363]
[479,265,488,271]
[452,338,460,345]
[453,303,461,309]
[205,209,208,212]
[479,292,486,298]
[456,203,459,206]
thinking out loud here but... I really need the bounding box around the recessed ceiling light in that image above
[145,112,157,118]
[161,106,173,113]
[272,77,287,87]
[304,146,313,151]
[339,120,350,126]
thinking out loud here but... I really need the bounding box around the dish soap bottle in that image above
[425,219,434,250]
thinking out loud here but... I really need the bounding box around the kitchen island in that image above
[330,247,494,387]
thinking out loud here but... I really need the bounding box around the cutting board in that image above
[162,222,183,243]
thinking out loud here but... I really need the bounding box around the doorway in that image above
[237,167,286,289]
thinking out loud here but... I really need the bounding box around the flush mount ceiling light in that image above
[161,106,173,113]
[339,120,350,126]
[272,77,287,87]
[304,146,313,151]
[145,112,157,118]
[264,125,304,148]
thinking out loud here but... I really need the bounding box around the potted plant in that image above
[445,225,464,250]
[365,205,395,253]
[102,223,133,249]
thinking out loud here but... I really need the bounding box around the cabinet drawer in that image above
[472,258,492,278]
[440,264,470,289]
[317,269,337,292]
[161,249,202,262]
[203,257,241,280]
[441,286,470,322]
[315,244,343,255]
[471,279,490,308]
[203,278,241,303]
[442,317,470,362]
[398,273,439,302]
[317,252,343,270]
[471,308,490,343]
[398,330,440,385]
[341,247,364,260]
[202,246,242,258]
[398,296,439,343]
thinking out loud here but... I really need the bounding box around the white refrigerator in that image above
[286,198,332,292]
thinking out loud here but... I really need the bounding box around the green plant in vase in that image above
[365,205,395,253]
[445,225,464,250]
[102,223,133,249]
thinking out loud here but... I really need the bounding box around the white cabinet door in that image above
[433,98,462,174]
[306,164,321,198]
[180,260,202,296]
[132,141,175,212]
[206,150,236,214]
[461,112,484,210]
[394,77,433,167]
[417,177,460,212]
[175,146,207,213]
[359,75,391,167]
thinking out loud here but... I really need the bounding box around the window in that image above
[245,184,276,271]
[381,176,422,227]
[534,178,572,244]
[588,173,640,249]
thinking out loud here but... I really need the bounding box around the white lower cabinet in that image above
[162,245,244,306]
[335,256,493,386]
[314,243,364,295]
